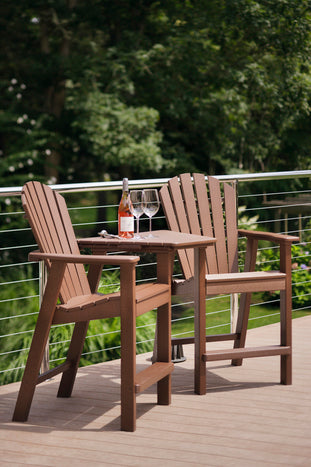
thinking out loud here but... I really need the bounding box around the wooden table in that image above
[78,230,216,390]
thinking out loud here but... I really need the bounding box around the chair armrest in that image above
[28,250,140,265]
[238,229,300,244]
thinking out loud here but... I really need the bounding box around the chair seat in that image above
[54,282,170,324]
[57,292,114,311]
[173,270,286,296]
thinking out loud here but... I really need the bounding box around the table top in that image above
[78,230,215,252]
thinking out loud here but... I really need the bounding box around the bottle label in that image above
[120,216,134,232]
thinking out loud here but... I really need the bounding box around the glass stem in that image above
[137,217,139,234]
[149,216,152,232]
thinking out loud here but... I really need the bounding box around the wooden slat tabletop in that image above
[78,230,216,253]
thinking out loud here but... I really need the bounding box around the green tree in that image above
[66,87,166,181]
[128,0,311,175]
[0,1,168,185]
[0,1,310,185]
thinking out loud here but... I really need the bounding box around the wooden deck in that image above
[1,316,311,466]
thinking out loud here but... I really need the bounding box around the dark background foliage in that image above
[1,0,310,186]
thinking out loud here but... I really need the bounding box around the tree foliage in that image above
[0,0,310,185]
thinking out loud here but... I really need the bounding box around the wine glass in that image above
[142,189,160,236]
[130,190,144,237]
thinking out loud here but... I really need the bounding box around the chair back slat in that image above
[159,183,193,279]
[22,181,90,303]
[168,176,195,276]
[167,176,190,233]
[180,173,201,235]
[208,176,229,273]
[224,182,239,272]
[193,173,218,273]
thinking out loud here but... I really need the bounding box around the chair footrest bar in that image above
[171,337,195,345]
[37,361,71,384]
[206,333,238,343]
[135,362,174,394]
[172,333,238,346]
[202,345,291,362]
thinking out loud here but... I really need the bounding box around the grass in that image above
[170,294,310,340]
[1,270,309,386]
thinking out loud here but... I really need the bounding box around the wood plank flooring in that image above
[1,316,311,466]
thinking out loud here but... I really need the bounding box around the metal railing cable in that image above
[1,170,311,383]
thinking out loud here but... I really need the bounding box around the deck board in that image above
[1,316,311,466]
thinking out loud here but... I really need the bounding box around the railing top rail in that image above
[1,170,311,197]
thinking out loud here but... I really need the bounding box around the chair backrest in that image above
[22,181,91,303]
[159,173,239,279]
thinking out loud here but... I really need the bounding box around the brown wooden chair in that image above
[160,173,299,394]
[12,181,173,431]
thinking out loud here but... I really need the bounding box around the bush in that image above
[0,268,156,385]
[257,241,311,310]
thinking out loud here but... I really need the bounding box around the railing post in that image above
[230,293,239,333]
[231,177,239,333]
[39,260,49,374]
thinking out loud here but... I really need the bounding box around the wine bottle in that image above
[118,178,134,238]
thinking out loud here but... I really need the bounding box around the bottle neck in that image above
[122,178,129,193]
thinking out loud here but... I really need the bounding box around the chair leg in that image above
[194,248,207,395]
[120,264,136,432]
[280,288,292,385]
[232,236,257,367]
[280,242,293,385]
[13,316,53,421]
[232,291,252,366]
[156,303,171,405]
[156,250,172,405]
[57,321,90,398]
[120,320,136,432]
[13,261,65,422]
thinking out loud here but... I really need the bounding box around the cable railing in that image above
[1,170,311,385]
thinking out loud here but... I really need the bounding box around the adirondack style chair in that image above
[160,173,299,394]
[12,181,173,431]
